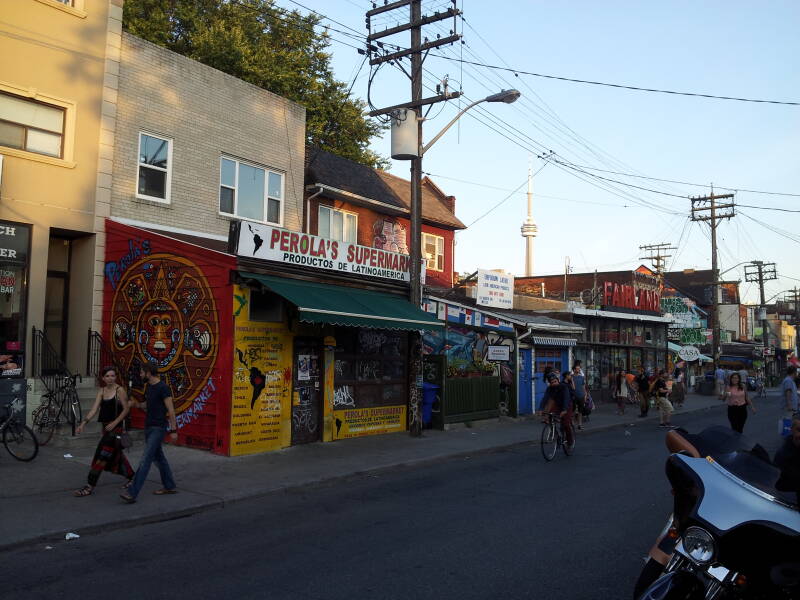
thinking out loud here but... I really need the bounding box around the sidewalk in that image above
[0,392,725,551]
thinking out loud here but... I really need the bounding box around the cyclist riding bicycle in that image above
[541,372,574,447]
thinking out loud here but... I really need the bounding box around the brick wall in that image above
[111,33,306,237]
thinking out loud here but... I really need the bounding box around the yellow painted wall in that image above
[229,286,294,456]
[0,0,116,373]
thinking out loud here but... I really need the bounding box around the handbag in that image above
[115,389,133,449]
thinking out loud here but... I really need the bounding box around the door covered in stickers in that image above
[291,338,322,445]
[103,220,234,453]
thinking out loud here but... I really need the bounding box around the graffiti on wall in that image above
[372,218,408,255]
[230,286,293,456]
[104,220,234,452]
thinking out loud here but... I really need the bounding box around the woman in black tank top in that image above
[73,366,135,497]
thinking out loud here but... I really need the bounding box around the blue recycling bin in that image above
[421,382,439,425]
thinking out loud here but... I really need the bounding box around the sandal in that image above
[119,492,136,504]
[73,485,93,497]
[153,488,178,495]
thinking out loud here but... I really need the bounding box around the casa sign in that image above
[677,345,701,361]
[602,281,661,312]
[235,222,412,282]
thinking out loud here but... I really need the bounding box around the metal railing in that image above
[86,329,127,386]
[32,326,72,395]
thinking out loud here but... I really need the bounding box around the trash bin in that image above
[421,382,439,426]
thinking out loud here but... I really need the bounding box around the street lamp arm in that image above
[719,261,750,277]
[420,89,520,156]
[420,98,484,156]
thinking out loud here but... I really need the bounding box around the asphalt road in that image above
[4,396,786,600]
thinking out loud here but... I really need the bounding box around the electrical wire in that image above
[466,179,529,226]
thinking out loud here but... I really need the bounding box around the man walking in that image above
[781,366,799,414]
[715,364,726,399]
[571,363,589,430]
[121,363,178,503]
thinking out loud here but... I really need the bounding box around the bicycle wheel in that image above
[32,400,57,446]
[541,421,558,461]
[562,425,575,456]
[67,389,82,431]
[3,421,39,461]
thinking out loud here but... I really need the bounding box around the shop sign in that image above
[487,345,510,361]
[602,281,660,312]
[425,300,515,332]
[679,328,707,345]
[0,220,31,378]
[235,222,411,282]
[678,345,700,361]
[332,405,407,440]
[476,269,514,309]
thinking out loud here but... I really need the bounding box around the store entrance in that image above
[44,236,72,361]
[291,338,322,445]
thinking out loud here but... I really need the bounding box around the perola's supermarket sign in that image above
[235,222,412,282]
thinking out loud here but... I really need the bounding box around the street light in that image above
[393,88,520,437]
[421,89,521,155]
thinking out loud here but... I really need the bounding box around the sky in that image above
[281,0,799,305]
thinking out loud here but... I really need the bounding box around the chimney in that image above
[444,195,456,213]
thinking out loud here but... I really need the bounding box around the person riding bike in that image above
[541,372,574,447]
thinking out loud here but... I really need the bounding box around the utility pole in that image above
[639,242,676,284]
[690,188,735,367]
[366,1,461,437]
[745,261,778,378]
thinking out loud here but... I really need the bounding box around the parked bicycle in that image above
[31,374,82,445]
[540,412,574,461]
[1,399,39,461]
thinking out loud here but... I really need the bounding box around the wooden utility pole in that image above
[639,242,676,284]
[744,261,777,352]
[690,189,735,366]
[367,1,461,437]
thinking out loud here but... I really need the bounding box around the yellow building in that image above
[0,0,120,382]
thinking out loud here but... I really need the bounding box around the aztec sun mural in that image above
[109,254,218,414]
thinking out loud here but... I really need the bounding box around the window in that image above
[0,93,65,158]
[219,157,283,224]
[137,133,172,202]
[318,206,357,243]
[249,289,284,322]
[422,233,444,271]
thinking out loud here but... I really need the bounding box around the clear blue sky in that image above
[285,0,799,304]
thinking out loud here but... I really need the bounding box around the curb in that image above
[1,401,724,553]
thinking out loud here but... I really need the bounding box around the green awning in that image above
[239,272,443,331]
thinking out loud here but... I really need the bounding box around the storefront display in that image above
[0,220,30,380]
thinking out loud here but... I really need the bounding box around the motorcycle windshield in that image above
[714,451,798,509]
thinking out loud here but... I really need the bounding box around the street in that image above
[3,399,786,600]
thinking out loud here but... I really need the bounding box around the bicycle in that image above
[1,399,39,461]
[31,374,82,445]
[541,412,574,461]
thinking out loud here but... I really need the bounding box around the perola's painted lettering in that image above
[104,238,152,289]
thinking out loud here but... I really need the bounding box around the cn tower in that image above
[520,163,537,276]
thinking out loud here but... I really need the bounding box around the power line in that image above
[426,54,800,106]
[467,179,528,226]
[737,204,800,213]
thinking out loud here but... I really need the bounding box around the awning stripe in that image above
[532,336,577,347]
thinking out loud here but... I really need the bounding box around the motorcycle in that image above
[634,429,800,599]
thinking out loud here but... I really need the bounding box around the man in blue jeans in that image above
[120,363,178,503]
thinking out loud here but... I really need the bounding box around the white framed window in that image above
[318,205,357,244]
[137,133,172,203]
[0,92,65,158]
[219,157,283,225]
[423,232,444,271]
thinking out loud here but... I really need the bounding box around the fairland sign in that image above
[235,222,412,282]
[601,281,660,313]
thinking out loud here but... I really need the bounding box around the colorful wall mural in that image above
[230,285,293,455]
[103,220,235,454]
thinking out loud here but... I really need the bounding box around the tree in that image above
[123,0,388,168]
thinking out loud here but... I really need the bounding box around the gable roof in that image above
[306,148,466,230]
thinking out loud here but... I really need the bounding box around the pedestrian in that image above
[636,367,650,418]
[653,370,673,428]
[781,366,799,414]
[73,366,135,497]
[625,371,638,405]
[120,363,179,504]
[724,372,756,433]
[614,369,628,415]
[671,363,686,409]
[714,364,726,399]
[571,362,588,430]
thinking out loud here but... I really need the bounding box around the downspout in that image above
[305,186,324,233]
[516,327,533,415]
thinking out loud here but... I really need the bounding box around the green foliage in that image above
[123,0,387,168]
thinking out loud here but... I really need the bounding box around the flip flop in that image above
[153,488,178,495]
[73,486,93,497]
